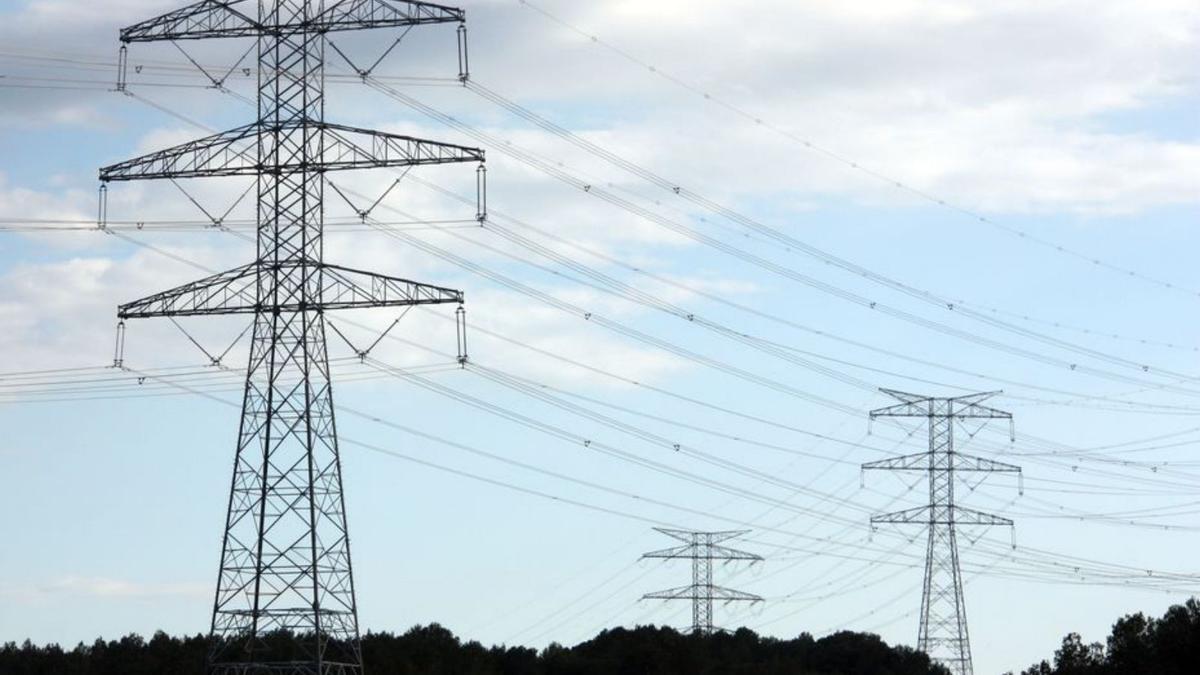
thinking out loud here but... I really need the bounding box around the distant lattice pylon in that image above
[641,528,763,635]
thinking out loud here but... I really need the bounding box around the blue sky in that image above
[1,1,1199,674]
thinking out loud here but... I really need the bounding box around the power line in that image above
[511,0,1200,299]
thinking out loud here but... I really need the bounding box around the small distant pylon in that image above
[862,389,1022,675]
[641,528,763,635]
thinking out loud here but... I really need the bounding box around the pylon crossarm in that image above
[709,585,764,603]
[870,505,932,525]
[321,123,484,169]
[707,544,763,562]
[118,262,258,319]
[100,123,260,182]
[950,452,1021,474]
[652,527,747,544]
[100,122,484,181]
[120,0,260,42]
[642,584,696,600]
[862,451,1020,474]
[871,505,1013,527]
[313,0,465,31]
[121,0,463,42]
[642,545,696,561]
[871,388,1009,420]
[321,263,462,308]
[948,399,1011,420]
[641,544,759,562]
[118,262,461,318]
[642,585,762,603]
[950,506,1014,527]
[862,451,929,472]
[877,388,934,406]
[870,401,932,418]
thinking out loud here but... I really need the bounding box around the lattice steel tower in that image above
[99,2,484,673]
[862,390,1021,675]
[641,528,763,635]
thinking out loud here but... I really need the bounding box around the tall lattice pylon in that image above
[862,389,1022,675]
[641,528,763,635]
[99,3,484,673]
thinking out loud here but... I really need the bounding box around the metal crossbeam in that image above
[121,0,464,42]
[118,263,462,318]
[863,450,1021,474]
[643,585,764,603]
[100,122,483,182]
[871,505,1015,527]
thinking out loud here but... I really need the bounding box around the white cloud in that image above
[1,575,207,602]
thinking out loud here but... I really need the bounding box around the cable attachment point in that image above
[97,183,109,231]
[456,302,469,367]
[112,320,126,368]
[115,45,129,93]
[457,24,470,83]
[475,163,488,224]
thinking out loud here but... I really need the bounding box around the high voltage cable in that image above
[6,354,1188,592]
[20,44,1193,356]
[54,55,1190,386]
[511,0,1200,300]
[360,355,1195,569]
[16,74,1190,583]
[364,79,1200,397]
[454,79,1199,381]
[118,358,941,571]
[8,49,1199,357]
[364,358,888,530]
[357,212,870,416]
[18,213,1190,494]
[358,192,1200,430]
[11,57,1200,403]
[402,175,1200,415]
[431,319,1199,497]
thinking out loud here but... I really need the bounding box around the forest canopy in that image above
[1011,598,1200,675]
[0,624,946,675]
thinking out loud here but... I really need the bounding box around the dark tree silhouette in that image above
[1010,597,1200,675]
[1,624,945,675]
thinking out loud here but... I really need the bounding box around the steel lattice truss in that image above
[101,2,482,673]
[120,0,466,42]
[862,390,1021,675]
[101,122,483,181]
[641,528,763,635]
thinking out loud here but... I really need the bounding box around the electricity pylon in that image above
[641,528,763,635]
[862,390,1021,675]
[99,3,484,674]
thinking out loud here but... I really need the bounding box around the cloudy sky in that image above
[1,1,1198,673]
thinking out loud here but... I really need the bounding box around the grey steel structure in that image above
[100,2,484,673]
[862,390,1021,675]
[641,528,763,635]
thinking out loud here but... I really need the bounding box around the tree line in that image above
[0,624,945,675]
[1011,598,1200,675]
